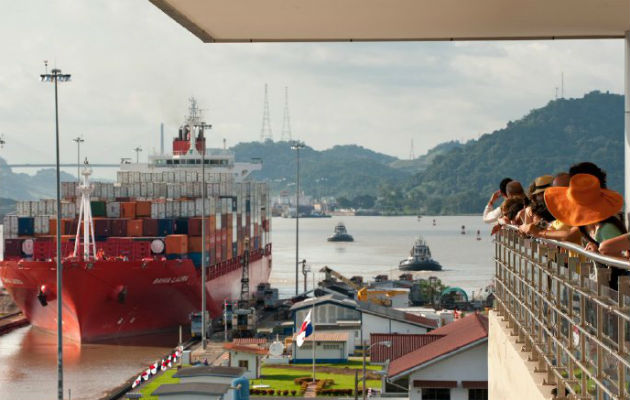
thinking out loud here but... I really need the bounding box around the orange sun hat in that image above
[544,173,623,227]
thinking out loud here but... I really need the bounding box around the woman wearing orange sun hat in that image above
[544,173,627,289]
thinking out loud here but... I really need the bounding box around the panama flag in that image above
[296,310,313,347]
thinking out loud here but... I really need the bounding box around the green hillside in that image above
[383,91,624,215]
[232,141,409,199]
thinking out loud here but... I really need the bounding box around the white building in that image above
[224,342,268,379]
[387,314,488,400]
[291,331,352,363]
[290,294,437,351]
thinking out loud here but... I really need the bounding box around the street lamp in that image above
[290,140,305,296]
[134,146,143,163]
[196,121,211,350]
[301,259,308,293]
[40,60,71,400]
[72,136,84,183]
[362,340,391,400]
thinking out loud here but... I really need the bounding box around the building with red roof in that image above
[386,313,489,400]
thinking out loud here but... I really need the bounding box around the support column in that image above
[625,31,630,225]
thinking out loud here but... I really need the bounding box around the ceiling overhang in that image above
[148,0,629,43]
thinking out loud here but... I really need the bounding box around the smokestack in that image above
[160,123,164,154]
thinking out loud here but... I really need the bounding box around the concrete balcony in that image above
[490,226,630,400]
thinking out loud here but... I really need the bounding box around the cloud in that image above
[0,0,624,176]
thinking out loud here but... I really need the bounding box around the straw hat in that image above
[544,173,623,226]
[531,175,553,195]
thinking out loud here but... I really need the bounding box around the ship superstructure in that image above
[0,99,272,342]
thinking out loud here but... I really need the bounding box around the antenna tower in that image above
[409,139,415,160]
[260,84,273,142]
[281,86,292,141]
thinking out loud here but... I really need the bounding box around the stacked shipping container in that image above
[3,173,271,266]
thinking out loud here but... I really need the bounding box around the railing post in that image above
[618,276,629,400]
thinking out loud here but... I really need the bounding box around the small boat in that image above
[399,236,442,271]
[327,222,354,242]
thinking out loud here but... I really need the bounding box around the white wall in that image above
[488,311,550,400]
[295,303,360,328]
[292,341,348,362]
[157,393,222,400]
[360,313,428,345]
[407,342,487,400]
[229,351,259,379]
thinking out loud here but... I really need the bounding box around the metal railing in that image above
[494,226,630,400]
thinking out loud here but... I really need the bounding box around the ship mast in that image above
[73,159,97,259]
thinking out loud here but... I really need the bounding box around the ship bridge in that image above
[149,1,630,399]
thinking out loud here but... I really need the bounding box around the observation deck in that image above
[491,226,630,400]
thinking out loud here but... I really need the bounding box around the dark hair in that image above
[569,162,607,189]
[499,178,513,196]
[530,197,554,223]
[501,196,525,221]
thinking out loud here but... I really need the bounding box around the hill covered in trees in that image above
[381,91,624,214]
[232,141,409,199]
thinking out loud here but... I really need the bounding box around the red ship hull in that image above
[0,250,271,342]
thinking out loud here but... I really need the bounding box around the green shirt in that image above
[596,222,624,243]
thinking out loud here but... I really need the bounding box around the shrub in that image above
[269,389,275,396]
[283,390,289,396]
[291,390,297,396]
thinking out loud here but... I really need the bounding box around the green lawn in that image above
[137,368,180,400]
[253,365,382,395]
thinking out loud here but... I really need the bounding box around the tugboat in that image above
[327,222,354,242]
[399,236,442,271]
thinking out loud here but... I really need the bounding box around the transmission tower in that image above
[260,84,273,142]
[281,86,292,141]
[409,139,415,160]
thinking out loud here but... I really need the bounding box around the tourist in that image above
[483,177,513,224]
[544,173,627,289]
[520,172,581,244]
[517,175,553,225]
[499,197,527,225]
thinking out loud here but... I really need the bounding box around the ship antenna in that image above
[260,84,273,142]
[73,159,97,260]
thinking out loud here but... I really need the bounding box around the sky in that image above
[0,0,625,173]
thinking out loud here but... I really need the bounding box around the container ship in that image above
[0,99,272,342]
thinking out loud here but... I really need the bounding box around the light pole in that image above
[362,340,391,400]
[301,259,308,293]
[0,135,5,200]
[40,60,71,400]
[196,121,211,350]
[72,136,84,183]
[134,146,142,164]
[290,140,305,296]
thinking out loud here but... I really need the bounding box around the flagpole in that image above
[312,269,316,384]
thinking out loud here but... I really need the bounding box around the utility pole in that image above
[134,146,142,164]
[72,136,84,183]
[291,140,305,295]
[41,60,71,400]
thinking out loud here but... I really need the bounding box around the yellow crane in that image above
[319,266,407,306]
